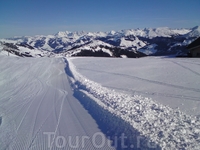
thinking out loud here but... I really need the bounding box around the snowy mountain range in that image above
[0,26,200,57]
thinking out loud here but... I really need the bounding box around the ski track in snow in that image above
[68,57,200,150]
[70,57,200,115]
[1,55,200,149]
[169,60,200,77]
[76,67,200,93]
[0,56,114,150]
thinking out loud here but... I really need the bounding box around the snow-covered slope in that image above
[0,41,52,57]
[0,26,199,57]
[65,40,114,57]
[69,57,200,149]
[128,27,183,38]
[185,26,200,37]
[0,56,114,150]
[0,53,200,149]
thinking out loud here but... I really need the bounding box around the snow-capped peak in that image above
[1,26,200,57]
[55,31,68,37]
[109,30,116,35]
[55,31,87,38]
[186,26,200,37]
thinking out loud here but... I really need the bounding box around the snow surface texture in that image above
[1,53,200,149]
[71,57,200,116]
[68,57,200,149]
[0,56,114,150]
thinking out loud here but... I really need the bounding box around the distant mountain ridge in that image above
[0,26,200,57]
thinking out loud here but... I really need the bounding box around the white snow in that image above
[17,46,45,57]
[0,39,19,44]
[70,57,200,116]
[0,56,114,149]
[185,26,200,37]
[172,28,191,35]
[64,40,114,57]
[69,57,200,149]
[1,26,198,54]
[0,25,199,150]
[101,48,113,56]
[1,38,200,149]
[119,27,191,39]
[119,37,146,49]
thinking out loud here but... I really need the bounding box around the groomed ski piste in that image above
[0,55,115,150]
[0,53,200,149]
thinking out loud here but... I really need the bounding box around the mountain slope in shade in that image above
[185,26,200,37]
[0,26,199,57]
[65,40,146,58]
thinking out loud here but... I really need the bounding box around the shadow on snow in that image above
[64,59,161,150]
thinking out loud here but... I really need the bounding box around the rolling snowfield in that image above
[0,54,200,149]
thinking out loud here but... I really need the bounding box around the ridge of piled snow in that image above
[68,58,200,149]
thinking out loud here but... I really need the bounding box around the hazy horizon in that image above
[1,0,200,38]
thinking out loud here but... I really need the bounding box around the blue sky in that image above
[0,0,200,38]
